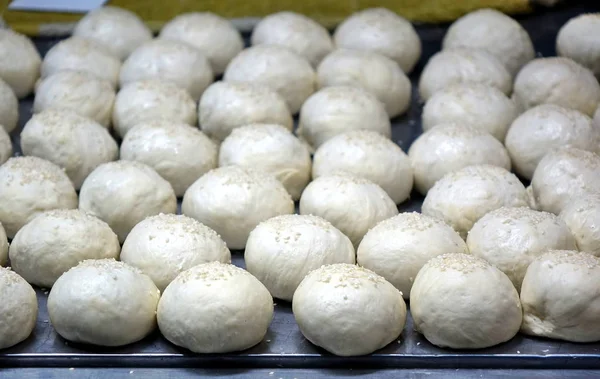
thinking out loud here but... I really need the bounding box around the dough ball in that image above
[313,130,413,204]
[513,57,600,117]
[298,86,391,149]
[357,212,468,299]
[245,214,355,301]
[73,6,152,60]
[0,77,19,133]
[121,214,231,292]
[409,123,511,195]
[410,253,522,349]
[21,109,118,189]
[505,104,598,180]
[443,9,535,76]
[333,8,421,74]
[0,267,37,349]
[219,123,311,200]
[120,39,214,101]
[299,174,398,247]
[157,262,273,353]
[79,161,177,243]
[182,166,294,249]
[9,209,120,288]
[317,49,411,118]
[0,223,7,266]
[0,29,41,98]
[467,207,577,291]
[0,157,78,239]
[422,165,529,239]
[159,12,244,75]
[112,79,197,137]
[48,259,159,346]
[422,83,518,142]
[521,250,600,342]
[251,11,333,68]
[557,14,600,78]
[0,125,12,165]
[199,81,293,142]
[560,194,600,255]
[120,120,218,196]
[33,70,115,128]
[293,263,406,356]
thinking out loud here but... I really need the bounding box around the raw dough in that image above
[0,223,6,266]
[0,29,41,98]
[0,267,37,349]
[557,14,600,78]
[559,194,600,255]
[0,125,12,165]
[0,77,19,133]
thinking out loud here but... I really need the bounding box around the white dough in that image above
[0,268,37,349]
[0,29,41,98]
[0,125,12,165]
[0,223,6,266]
[557,14,600,78]
[0,77,19,133]
[560,194,600,255]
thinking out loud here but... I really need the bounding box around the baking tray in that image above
[3,1,600,369]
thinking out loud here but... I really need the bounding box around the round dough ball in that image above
[557,14,600,78]
[317,49,411,118]
[182,166,294,249]
[313,130,413,204]
[409,123,511,195]
[513,57,600,117]
[157,262,273,353]
[251,11,333,68]
[0,157,78,239]
[73,6,152,60]
[0,29,41,98]
[0,267,37,349]
[0,223,7,266]
[159,12,243,75]
[121,214,231,292]
[299,174,398,247]
[219,123,311,200]
[79,161,177,243]
[410,253,522,349]
[245,214,355,301]
[48,259,159,346]
[422,83,518,142]
[560,194,600,255]
[0,125,12,165]
[120,120,218,197]
[21,109,118,189]
[112,79,197,137]
[0,77,19,133]
[293,263,406,356]
[9,209,120,288]
[422,165,529,239]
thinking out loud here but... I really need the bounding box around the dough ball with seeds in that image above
[557,14,600,78]
[0,268,37,349]
[560,194,600,255]
[0,125,12,165]
[0,223,7,267]
[0,29,41,98]
[0,77,19,133]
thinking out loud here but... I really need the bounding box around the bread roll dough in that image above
[0,125,12,165]
[0,29,41,98]
[293,263,406,356]
[560,194,600,255]
[0,267,37,349]
[48,259,159,346]
[9,209,120,288]
[0,77,19,133]
[313,130,413,204]
[410,253,522,349]
[219,123,311,200]
[182,166,294,249]
[157,262,273,353]
[0,223,7,266]
[245,214,355,301]
[557,14,600,78]
[120,214,231,292]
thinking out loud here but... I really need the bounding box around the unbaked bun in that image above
[0,77,19,133]
[557,14,600,78]
[559,194,600,255]
[0,125,12,165]
[0,223,7,266]
[0,29,41,98]
[0,268,37,349]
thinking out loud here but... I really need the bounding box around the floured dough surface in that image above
[559,194,600,255]
[0,267,37,349]
[0,29,41,98]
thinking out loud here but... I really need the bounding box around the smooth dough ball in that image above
[357,212,468,299]
[157,262,273,353]
[422,83,518,142]
[410,253,522,349]
[48,259,159,346]
[0,223,7,266]
[79,161,177,243]
[293,263,406,356]
[409,124,511,195]
[0,125,12,165]
[422,165,529,239]
[21,109,118,189]
[112,79,197,137]
[0,77,19,133]
[245,214,355,301]
[9,209,120,288]
[467,207,577,291]
[0,268,37,349]
[0,29,41,98]
[120,120,218,196]
[120,214,231,292]
[560,194,600,255]
[313,130,413,204]
[513,57,600,116]
[182,166,294,249]
[251,11,333,68]
[299,174,398,247]
[73,6,152,60]
[219,123,311,200]
[505,104,598,180]
[159,12,244,75]
[557,14,600,78]
[120,39,214,101]
[0,157,78,239]
[317,49,411,118]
